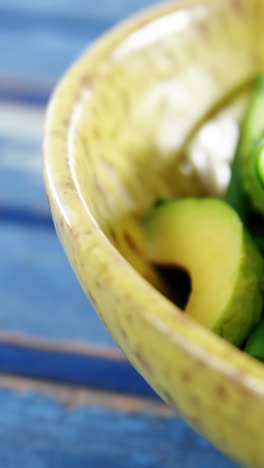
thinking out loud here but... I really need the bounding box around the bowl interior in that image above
[70,0,264,291]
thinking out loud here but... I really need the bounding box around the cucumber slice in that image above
[242,136,264,214]
[245,320,264,362]
[240,77,264,214]
[240,77,264,155]
[255,138,264,187]
[226,77,264,220]
[225,149,250,221]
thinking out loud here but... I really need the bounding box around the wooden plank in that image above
[0,1,162,83]
[0,222,114,345]
[0,379,238,468]
[2,0,162,23]
[0,15,98,83]
[0,78,51,106]
[0,103,49,218]
[0,1,162,101]
[0,335,157,398]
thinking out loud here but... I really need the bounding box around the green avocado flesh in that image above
[143,198,264,346]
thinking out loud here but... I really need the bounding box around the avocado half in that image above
[144,198,264,346]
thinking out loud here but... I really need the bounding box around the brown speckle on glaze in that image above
[134,349,151,373]
[119,328,128,341]
[231,0,242,13]
[216,385,228,401]
[87,291,97,308]
[123,231,141,254]
[132,212,140,221]
[84,231,92,237]
[95,279,103,289]
[59,216,65,229]
[81,74,92,88]
[65,179,75,190]
[195,20,207,35]
[69,226,78,239]
[109,228,119,245]
[196,358,206,369]
[125,312,133,323]
[99,315,105,326]
[181,371,191,383]
[99,315,108,329]
[62,118,70,128]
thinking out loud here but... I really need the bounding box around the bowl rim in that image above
[43,0,264,396]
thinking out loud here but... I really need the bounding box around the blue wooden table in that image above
[0,1,239,466]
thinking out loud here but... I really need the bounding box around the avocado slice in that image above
[143,198,264,346]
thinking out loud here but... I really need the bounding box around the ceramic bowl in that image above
[43,1,264,466]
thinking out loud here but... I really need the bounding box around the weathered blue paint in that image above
[0,387,238,468]
[2,0,162,23]
[0,1,161,83]
[0,222,115,344]
[0,1,242,466]
[0,342,157,398]
[0,205,53,227]
[0,86,50,106]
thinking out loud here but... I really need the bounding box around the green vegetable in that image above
[255,138,264,187]
[243,136,264,214]
[226,148,250,221]
[226,76,264,220]
[245,320,264,362]
[247,211,264,256]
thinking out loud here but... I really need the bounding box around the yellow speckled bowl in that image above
[44,1,264,466]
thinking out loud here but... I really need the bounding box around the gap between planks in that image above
[0,331,124,359]
[0,374,174,417]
